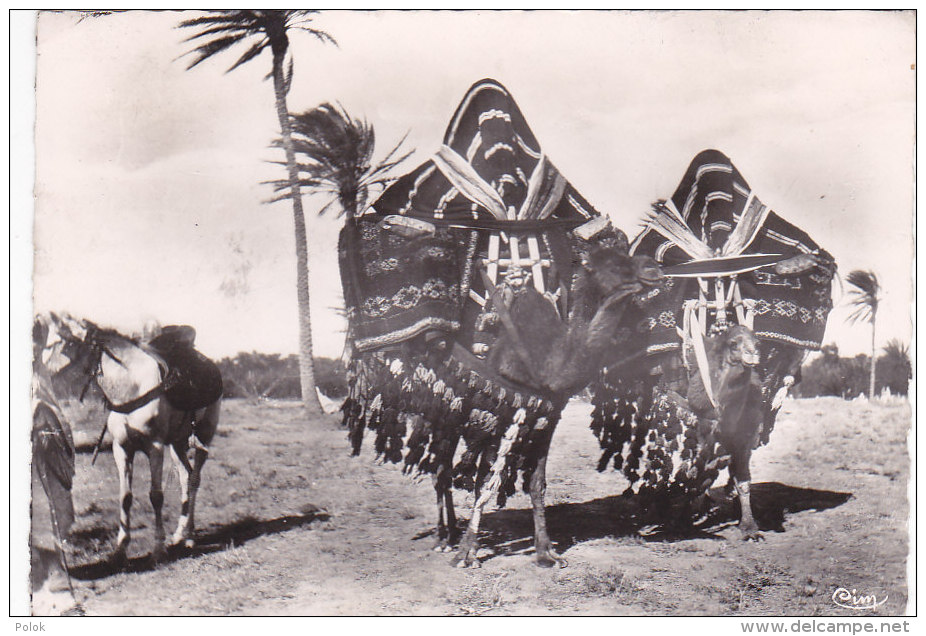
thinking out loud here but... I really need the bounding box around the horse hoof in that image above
[109,550,129,569]
[149,547,168,566]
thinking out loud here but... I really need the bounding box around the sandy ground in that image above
[49,395,911,616]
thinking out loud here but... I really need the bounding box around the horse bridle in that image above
[60,322,170,415]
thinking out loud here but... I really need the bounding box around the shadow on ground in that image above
[70,505,329,580]
[470,482,852,561]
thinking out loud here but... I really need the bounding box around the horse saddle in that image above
[149,326,223,411]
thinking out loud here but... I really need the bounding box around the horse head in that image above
[35,313,93,375]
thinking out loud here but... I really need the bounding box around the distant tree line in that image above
[39,340,908,404]
[43,351,348,402]
[216,353,347,401]
[795,340,911,399]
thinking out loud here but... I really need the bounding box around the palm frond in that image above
[846,269,880,297]
[272,102,411,217]
[182,34,250,70]
[283,56,294,95]
[882,339,909,358]
[292,25,338,46]
[179,23,254,44]
[228,39,270,72]
[845,269,880,325]
[846,304,872,325]
[177,11,257,30]
[178,9,332,75]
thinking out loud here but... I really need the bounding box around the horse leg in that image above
[147,441,167,563]
[182,446,208,546]
[730,447,762,541]
[530,450,567,568]
[169,442,193,547]
[170,442,207,548]
[111,440,134,563]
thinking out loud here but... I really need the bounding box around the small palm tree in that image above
[179,10,335,415]
[846,269,881,399]
[270,103,412,220]
[878,339,912,396]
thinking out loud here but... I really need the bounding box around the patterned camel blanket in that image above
[339,78,618,355]
[630,149,834,353]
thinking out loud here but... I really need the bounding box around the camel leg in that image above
[730,448,762,541]
[452,461,499,568]
[432,475,450,552]
[147,441,167,563]
[530,452,567,568]
[431,470,458,552]
[445,488,460,545]
[452,500,485,568]
[111,441,134,564]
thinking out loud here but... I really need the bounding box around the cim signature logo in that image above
[832,587,888,611]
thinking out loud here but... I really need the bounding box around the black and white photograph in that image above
[12,8,915,619]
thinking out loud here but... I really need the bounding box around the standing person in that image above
[31,316,83,615]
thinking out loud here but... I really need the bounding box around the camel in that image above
[448,249,663,566]
[590,149,837,540]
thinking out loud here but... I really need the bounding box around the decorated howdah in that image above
[339,78,617,356]
[631,149,834,354]
[338,78,632,504]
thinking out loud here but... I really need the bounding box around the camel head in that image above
[717,325,761,368]
[583,248,664,299]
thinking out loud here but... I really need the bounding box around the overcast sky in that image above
[28,9,915,360]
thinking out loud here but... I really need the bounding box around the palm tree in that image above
[846,269,881,399]
[878,339,912,396]
[179,10,335,415]
[270,103,412,220]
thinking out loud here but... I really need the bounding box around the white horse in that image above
[48,315,221,564]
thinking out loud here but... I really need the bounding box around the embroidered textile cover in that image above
[631,149,834,351]
[339,79,610,353]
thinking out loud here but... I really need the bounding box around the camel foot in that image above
[739,524,764,542]
[455,557,482,569]
[535,549,568,569]
[451,547,480,568]
[433,537,454,553]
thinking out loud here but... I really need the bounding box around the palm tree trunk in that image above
[271,51,323,416]
[869,313,877,400]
